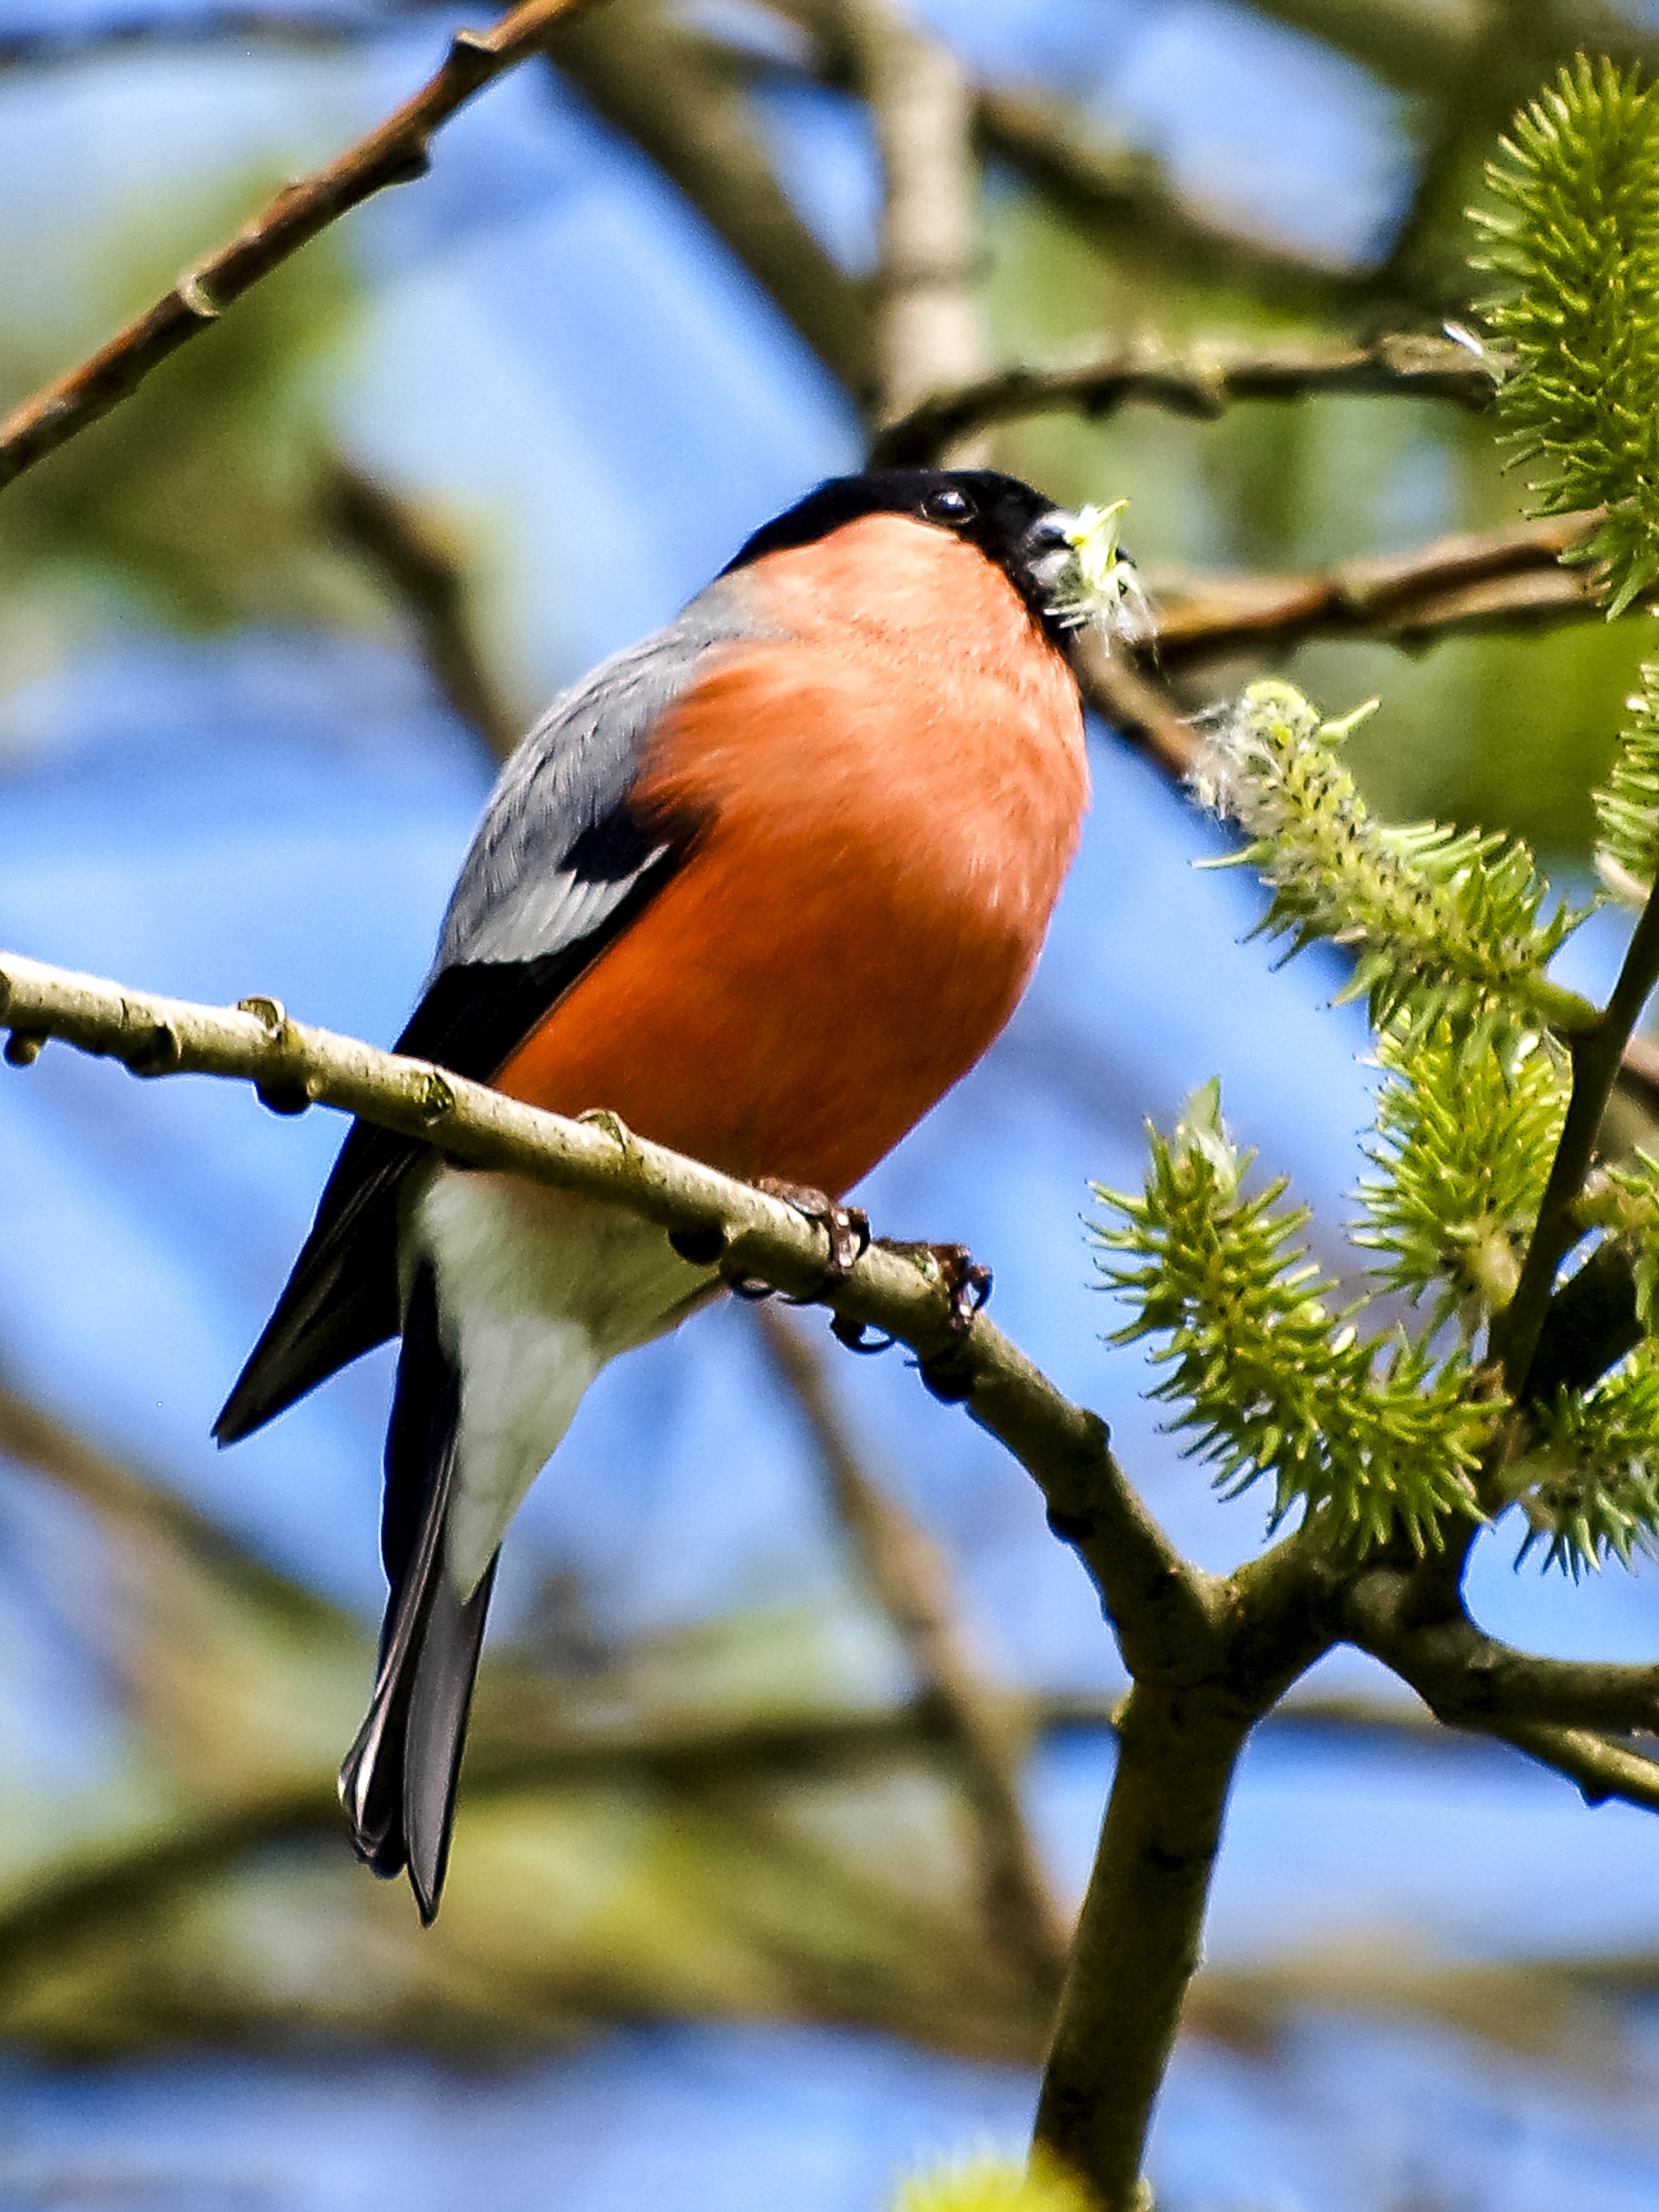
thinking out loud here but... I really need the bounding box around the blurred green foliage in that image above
[0,178,382,654]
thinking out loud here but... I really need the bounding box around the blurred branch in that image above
[540,0,876,397]
[0,1699,960,2007]
[1248,0,1656,96]
[0,946,1208,1673]
[0,1787,346,1997]
[0,1675,1497,2022]
[0,5,448,66]
[756,1307,1070,1991]
[1369,3,1523,306]
[840,0,984,425]
[872,331,1497,469]
[318,453,523,762]
[1244,0,1482,91]
[0,1380,347,1629]
[972,87,1376,314]
[0,0,602,493]
[1148,507,1604,669]
[1071,631,1199,780]
[759,3,1387,311]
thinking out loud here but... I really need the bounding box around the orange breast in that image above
[494,515,1088,1196]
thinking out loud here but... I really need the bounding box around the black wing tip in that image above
[212,1342,307,1444]
[409,1854,445,1928]
[211,1383,261,1448]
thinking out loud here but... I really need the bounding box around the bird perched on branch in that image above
[215,467,1143,1921]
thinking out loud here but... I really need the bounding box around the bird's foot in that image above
[729,1179,871,1304]
[831,1240,992,1400]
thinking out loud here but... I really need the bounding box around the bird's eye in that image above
[922,485,975,525]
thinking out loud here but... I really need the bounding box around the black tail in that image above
[338,1264,498,1925]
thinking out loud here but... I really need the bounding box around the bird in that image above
[214,466,1143,1923]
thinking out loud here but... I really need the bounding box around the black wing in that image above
[212,865,672,1444]
[214,584,757,1446]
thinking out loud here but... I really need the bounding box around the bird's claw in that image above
[730,1180,871,1304]
[825,1241,992,1395]
[876,1239,992,1333]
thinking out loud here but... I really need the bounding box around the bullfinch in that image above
[215,467,1142,1922]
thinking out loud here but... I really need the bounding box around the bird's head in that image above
[724,467,1150,653]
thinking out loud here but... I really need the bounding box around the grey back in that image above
[432,577,769,975]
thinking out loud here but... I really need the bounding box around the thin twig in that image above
[755,1307,1071,1992]
[1497,883,1659,1400]
[1344,1570,1659,1735]
[872,331,1497,469]
[319,454,523,762]
[1069,629,1198,779]
[1146,509,1604,670]
[1458,1719,1659,1815]
[0,0,600,492]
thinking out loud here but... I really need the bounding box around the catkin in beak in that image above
[1048,499,1153,644]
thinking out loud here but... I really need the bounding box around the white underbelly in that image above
[402,1165,721,1594]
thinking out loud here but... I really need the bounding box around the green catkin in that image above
[1190,681,1592,1053]
[1474,57,1659,614]
[1090,1084,1493,1555]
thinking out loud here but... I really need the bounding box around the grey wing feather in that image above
[433,578,766,971]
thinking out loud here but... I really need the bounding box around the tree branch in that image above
[1496,878,1659,1400]
[755,1307,1071,1992]
[1345,1569,1659,1735]
[1248,0,1656,99]
[0,947,1208,1671]
[1444,1717,1659,1815]
[318,454,523,763]
[871,331,1498,470]
[1034,1685,1252,2211]
[972,87,1374,316]
[0,1381,347,1629]
[0,1689,1040,2024]
[541,0,875,397]
[1062,511,1607,786]
[840,0,984,426]
[1069,629,1199,778]
[1524,1234,1647,1405]
[0,0,601,493]
[759,5,1384,314]
[1146,509,1604,671]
